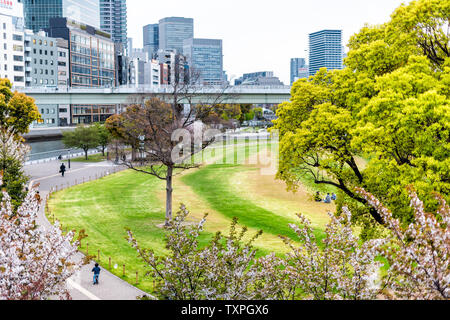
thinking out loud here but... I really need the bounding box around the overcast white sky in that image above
[127,0,411,84]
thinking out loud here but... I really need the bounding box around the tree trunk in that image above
[131,148,137,161]
[84,149,88,160]
[165,166,173,227]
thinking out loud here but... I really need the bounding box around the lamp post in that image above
[67,148,71,169]
[138,135,145,164]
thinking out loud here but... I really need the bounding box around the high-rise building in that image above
[308,29,343,77]
[159,17,193,54]
[183,38,223,86]
[21,0,100,33]
[126,37,133,54]
[143,23,158,59]
[100,0,127,49]
[0,0,25,88]
[290,58,308,85]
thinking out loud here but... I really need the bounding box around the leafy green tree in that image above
[0,129,29,208]
[0,79,39,207]
[0,79,40,137]
[273,0,450,237]
[62,126,100,160]
[94,123,111,156]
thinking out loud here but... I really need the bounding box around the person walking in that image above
[92,263,101,285]
[34,191,41,208]
[60,163,66,177]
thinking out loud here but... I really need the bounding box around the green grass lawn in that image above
[181,164,326,245]
[65,153,107,163]
[48,141,331,294]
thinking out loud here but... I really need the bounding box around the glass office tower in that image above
[159,17,193,54]
[143,23,159,59]
[290,58,308,85]
[22,0,100,32]
[100,0,127,49]
[183,38,223,86]
[308,29,343,77]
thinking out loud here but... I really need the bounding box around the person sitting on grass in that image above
[331,193,337,201]
[314,191,322,202]
[324,193,332,204]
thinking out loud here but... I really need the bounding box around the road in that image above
[25,160,152,300]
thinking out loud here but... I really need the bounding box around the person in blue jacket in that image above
[92,263,101,285]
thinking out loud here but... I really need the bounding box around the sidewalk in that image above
[25,160,153,300]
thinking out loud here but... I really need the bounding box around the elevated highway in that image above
[19,85,292,105]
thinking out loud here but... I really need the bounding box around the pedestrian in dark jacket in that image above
[92,263,101,285]
[60,163,66,177]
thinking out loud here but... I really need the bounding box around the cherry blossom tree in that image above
[358,187,449,300]
[280,209,384,300]
[127,204,290,300]
[0,175,82,300]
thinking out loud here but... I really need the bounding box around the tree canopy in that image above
[0,79,40,136]
[273,0,450,237]
[62,125,100,160]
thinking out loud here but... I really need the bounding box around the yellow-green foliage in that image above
[273,0,450,237]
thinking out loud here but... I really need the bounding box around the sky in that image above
[127,0,412,85]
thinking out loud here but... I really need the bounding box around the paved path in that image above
[25,160,152,300]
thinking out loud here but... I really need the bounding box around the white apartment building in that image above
[0,0,25,88]
[144,59,160,87]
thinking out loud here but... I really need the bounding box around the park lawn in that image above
[64,153,107,163]
[48,140,331,294]
[48,170,197,293]
[181,164,328,247]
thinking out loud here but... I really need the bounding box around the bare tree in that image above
[106,70,237,226]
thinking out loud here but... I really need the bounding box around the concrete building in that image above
[183,38,223,86]
[47,17,117,124]
[100,0,127,50]
[156,49,188,85]
[0,0,25,88]
[158,17,193,54]
[144,59,160,87]
[56,38,69,86]
[56,38,70,126]
[309,29,343,77]
[47,17,116,88]
[21,0,100,32]
[24,30,58,87]
[143,23,159,59]
[126,37,132,54]
[234,71,284,86]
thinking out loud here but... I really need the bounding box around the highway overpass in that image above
[19,85,292,105]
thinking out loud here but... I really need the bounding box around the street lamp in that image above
[138,135,145,163]
[67,148,71,169]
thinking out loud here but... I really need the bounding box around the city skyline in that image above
[127,0,412,84]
